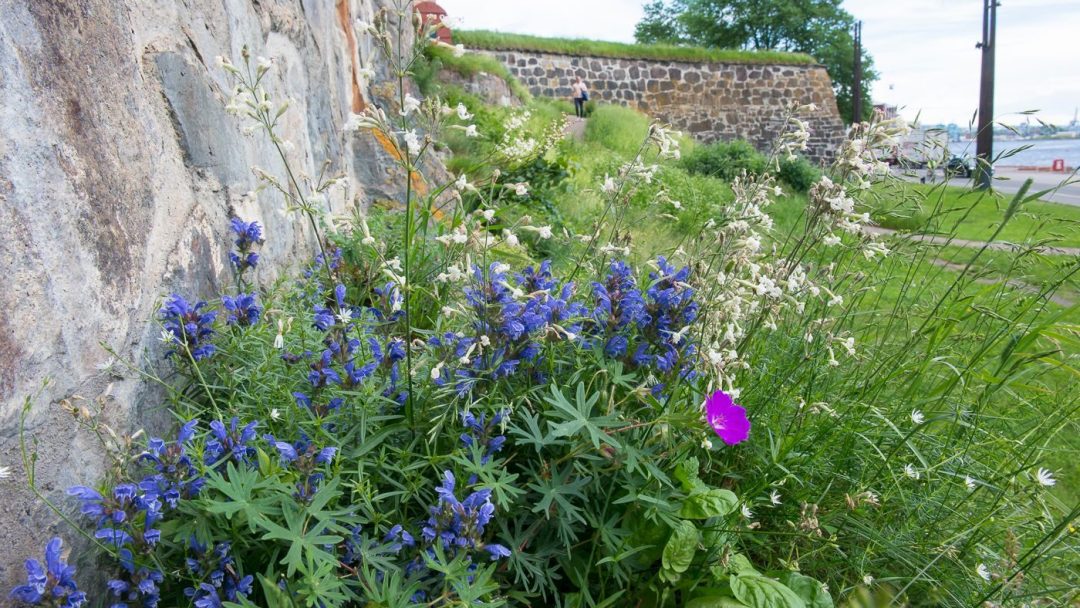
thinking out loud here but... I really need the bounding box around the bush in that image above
[681,139,767,182]
[682,140,821,193]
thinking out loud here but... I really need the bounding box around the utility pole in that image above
[975,0,998,190]
[852,20,863,124]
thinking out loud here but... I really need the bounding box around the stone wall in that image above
[0,0,428,585]
[479,49,845,163]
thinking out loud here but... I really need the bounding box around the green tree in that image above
[636,0,876,123]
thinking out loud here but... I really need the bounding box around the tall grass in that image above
[453,29,816,66]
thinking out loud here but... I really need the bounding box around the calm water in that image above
[955,137,1080,167]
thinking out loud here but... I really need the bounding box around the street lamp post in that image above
[975,0,998,190]
[852,20,862,124]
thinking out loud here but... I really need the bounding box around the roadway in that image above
[901,167,1080,206]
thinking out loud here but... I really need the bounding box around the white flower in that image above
[403,130,421,155]
[823,234,841,247]
[401,94,421,116]
[158,329,176,344]
[431,362,444,380]
[354,19,373,33]
[965,475,977,491]
[273,332,284,349]
[358,65,375,80]
[453,43,466,57]
[503,230,519,247]
[740,504,754,519]
[257,56,273,72]
[701,437,713,450]
[456,103,473,120]
[862,574,874,586]
[903,464,920,480]
[464,124,479,138]
[601,175,616,193]
[976,563,991,582]
[270,408,281,420]
[910,410,925,425]
[537,225,553,239]
[0,465,12,480]
[514,182,529,196]
[481,208,496,221]
[336,309,353,325]
[1035,467,1056,487]
[769,490,782,505]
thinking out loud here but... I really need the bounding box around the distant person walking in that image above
[571,76,588,118]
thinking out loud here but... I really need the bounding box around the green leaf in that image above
[681,488,738,519]
[687,597,750,608]
[662,520,698,575]
[730,573,806,608]
[777,572,833,608]
[674,456,702,492]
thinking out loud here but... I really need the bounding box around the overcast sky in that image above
[439,0,1080,125]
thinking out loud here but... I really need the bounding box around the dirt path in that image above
[564,116,586,141]
[862,225,1080,256]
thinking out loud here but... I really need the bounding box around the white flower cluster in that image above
[496,109,565,165]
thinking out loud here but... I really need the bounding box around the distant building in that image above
[415,1,452,44]
[873,103,898,120]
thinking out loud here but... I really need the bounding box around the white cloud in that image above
[440,0,1080,124]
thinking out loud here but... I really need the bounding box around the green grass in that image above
[452,29,815,66]
[868,182,1080,247]
[422,44,532,102]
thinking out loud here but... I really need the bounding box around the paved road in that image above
[903,167,1080,206]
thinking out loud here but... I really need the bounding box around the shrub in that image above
[681,139,767,182]
[682,139,821,193]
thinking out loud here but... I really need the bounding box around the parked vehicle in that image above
[946,156,972,178]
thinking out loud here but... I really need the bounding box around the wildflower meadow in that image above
[11,3,1078,607]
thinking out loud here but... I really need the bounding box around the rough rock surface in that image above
[482,49,845,163]
[0,0,429,585]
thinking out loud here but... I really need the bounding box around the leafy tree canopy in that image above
[635,0,877,123]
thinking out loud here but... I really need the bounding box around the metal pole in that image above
[852,21,862,124]
[975,1,997,190]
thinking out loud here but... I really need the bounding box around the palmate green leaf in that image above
[545,383,622,450]
[528,463,591,525]
[509,409,562,453]
[256,488,345,577]
[730,573,806,608]
[662,520,698,575]
[201,462,281,530]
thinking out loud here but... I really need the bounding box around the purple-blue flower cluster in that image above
[9,538,86,607]
[160,294,217,360]
[589,257,699,395]
[429,262,586,396]
[203,417,258,468]
[265,433,337,501]
[229,218,262,275]
[422,471,511,561]
[222,292,261,326]
[184,540,253,608]
[461,410,508,465]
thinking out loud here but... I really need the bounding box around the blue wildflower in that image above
[203,417,258,467]
[139,419,204,508]
[421,471,510,561]
[9,537,86,607]
[228,218,262,275]
[221,293,261,326]
[159,294,217,360]
[185,540,253,606]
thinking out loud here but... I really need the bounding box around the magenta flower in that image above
[705,390,750,445]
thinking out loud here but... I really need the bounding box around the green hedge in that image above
[452,30,815,66]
